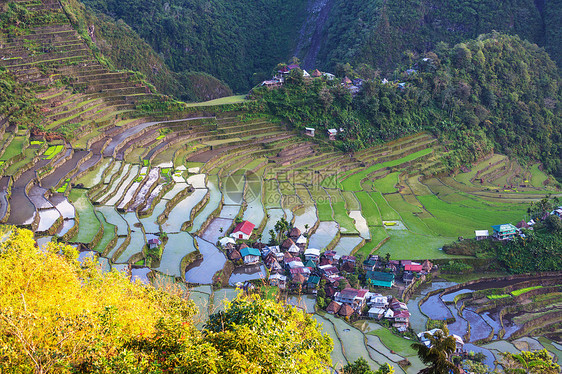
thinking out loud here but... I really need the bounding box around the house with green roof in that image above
[307,275,321,290]
[491,223,517,241]
[240,247,261,265]
[366,271,395,288]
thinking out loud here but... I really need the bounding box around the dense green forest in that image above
[75,0,561,93]
[253,33,562,178]
[316,0,562,73]
[79,0,307,93]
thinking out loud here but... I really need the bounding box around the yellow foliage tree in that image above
[0,228,332,373]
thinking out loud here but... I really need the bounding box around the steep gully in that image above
[293,0,336,70]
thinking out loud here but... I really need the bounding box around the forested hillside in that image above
[59,0,232,101]
[80,0,307,93]
[254,33,562,178]
[315,0,561,73]
[77,0,561,92]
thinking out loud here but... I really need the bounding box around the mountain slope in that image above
[255,33,562,178]
[313,0,555,73]
[80,0,308,93]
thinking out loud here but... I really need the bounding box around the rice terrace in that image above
[1,0,562,372]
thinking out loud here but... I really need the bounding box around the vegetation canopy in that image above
[0,228,332,373]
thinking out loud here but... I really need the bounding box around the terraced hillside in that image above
[2,2,561,372]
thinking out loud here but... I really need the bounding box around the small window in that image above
[239,234,243,239]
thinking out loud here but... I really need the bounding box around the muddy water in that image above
[104,117,209,158]
[103,122,158,157]
[184,237,226,284]
[228,264,266,285]
[6,190,35,225]
[41,150,90,188]
[71,153,101,179]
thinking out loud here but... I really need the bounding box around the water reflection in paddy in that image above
[131,267,152,284]
[37,208,61,232]
[156,232,196,277]
[287,295,316,314]
[201,217,233,244]
[58,219,75,236]
[218,204,241,219]
[308,221,338,250]
[190,175,222,233]
[161,188,207,232]
[332,236,363,256]
[228,264,266,286]
[293,205,317,233]
[262,208,285,243]
[184,237,226,284]
[349,210,370,239]
[420,294,453,321]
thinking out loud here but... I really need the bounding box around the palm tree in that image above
[411,329,459,374]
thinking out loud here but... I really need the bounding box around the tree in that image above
[411,329,460,374]
[0,227,334,373]
[343,358,395,374]
[204,295,333,373]
[304,223,309,234]
[500,349,560,374]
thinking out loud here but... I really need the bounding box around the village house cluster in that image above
[218,220,436,333]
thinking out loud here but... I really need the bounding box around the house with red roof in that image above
[404,262,423,272]
[230,220,255,240]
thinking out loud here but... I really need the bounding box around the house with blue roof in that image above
[240,247,261,265]
[491,223,517,241]
[366,271,395,288]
